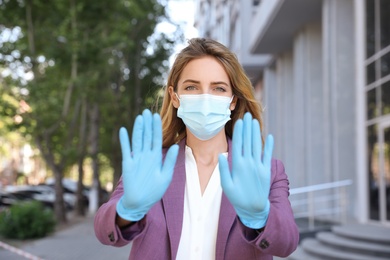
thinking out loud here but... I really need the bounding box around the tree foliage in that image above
[0,0,183,222]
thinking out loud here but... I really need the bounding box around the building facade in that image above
[194,0,390,227]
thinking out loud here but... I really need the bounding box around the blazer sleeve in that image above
[239,159,299,257]
[93,177,147,247]
[94,147,172,248]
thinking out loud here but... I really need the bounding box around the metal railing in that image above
[289,179,353,230]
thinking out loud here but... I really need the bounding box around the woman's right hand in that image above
[116,109,179,221]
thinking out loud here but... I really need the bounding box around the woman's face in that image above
[169,56,236,109]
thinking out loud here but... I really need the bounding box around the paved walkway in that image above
[0,214,289,260]
[0,214,131,260]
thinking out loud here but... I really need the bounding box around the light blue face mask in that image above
[176,93,234,141]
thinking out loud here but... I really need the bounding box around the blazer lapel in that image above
[162,138,236,260]
[215,138,237,260]
[162,139,186,259]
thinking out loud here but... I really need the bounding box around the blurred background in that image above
[0,0,197,219]
[1,0,390,259]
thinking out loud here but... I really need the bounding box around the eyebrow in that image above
[211,81,229,86]
[182,79,200,84]
[181,79,229,86]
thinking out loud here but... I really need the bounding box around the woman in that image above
[94,38,299,259]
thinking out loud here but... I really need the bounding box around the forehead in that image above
[179,56,230,83]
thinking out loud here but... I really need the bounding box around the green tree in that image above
[0,0,183,223]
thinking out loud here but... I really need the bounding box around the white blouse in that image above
[176,146,226,260]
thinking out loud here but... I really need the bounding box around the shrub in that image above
[0,201,56,239]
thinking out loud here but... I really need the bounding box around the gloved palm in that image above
[219,112,274,229]
[116,109,179,221]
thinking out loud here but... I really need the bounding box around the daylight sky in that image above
[157,0,199,65]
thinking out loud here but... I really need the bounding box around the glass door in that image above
[377,122,390,223]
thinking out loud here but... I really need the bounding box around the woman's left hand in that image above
[219,112,274,229]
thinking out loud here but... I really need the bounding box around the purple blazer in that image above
[94,138,299,259]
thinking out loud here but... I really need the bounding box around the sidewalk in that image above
[0,214,131,260]
[0,215,290,260]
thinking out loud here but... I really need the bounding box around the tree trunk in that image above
[35,135,67,224]
[89,103,102,214]
[25,0,35,57]
[62,0,78,117]
[75,98,87,216]
[134,41,142,116]
[53,166,67,223]
[112,154,122,190]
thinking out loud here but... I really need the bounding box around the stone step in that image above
[301,238,390,260]
[316,231,390,257]
[332,223,390,244]
[287,246,324,260]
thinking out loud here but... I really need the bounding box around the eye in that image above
[214,86,227,92]
[184,85,197,91]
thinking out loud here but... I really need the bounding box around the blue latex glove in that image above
[219,112,274,229]
[116,109,179,221]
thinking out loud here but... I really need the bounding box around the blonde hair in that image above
[160,38,263,148]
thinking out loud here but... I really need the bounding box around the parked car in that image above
[0,191,20,207]
[0,189,51,210]
[45,178,110,207]
[45,178,90,208]
[4,185,73,210]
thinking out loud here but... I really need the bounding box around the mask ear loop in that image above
[174,93,181,109]
[229,95,236,110]
[175,93,181,101]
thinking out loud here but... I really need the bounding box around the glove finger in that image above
[252,119,262,162]
[263,134,274,170]
[132,115,144,155]
[232,119,243,159]
[119,127,131,161]
[142,109,153,151]
[243,112,252,158]
[161,144,179,180]
[218,154,234,193]
[152,113,162,152]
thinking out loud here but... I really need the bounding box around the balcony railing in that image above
[289,179,353,230]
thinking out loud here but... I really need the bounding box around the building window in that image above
[380,0,390,49]
[366,0,375,58]
[253,0,260,7]
[366,0,390,222]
